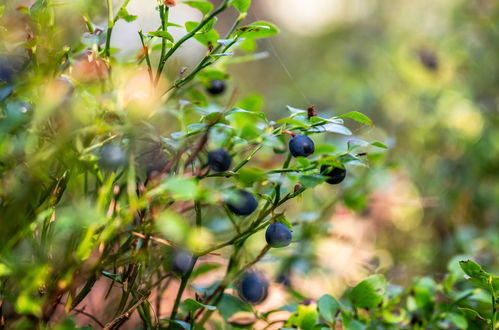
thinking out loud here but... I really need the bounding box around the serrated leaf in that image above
[350,274,386,309]
[231,0,251,13]
[183,0,214,15]
[336,111,373,126]
[183,298,216,312]
[238,21,279,39]
[148,30,174,42]
[318,294,340,324]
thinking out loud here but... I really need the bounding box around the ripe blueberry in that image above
[237,271,269,304]
[99,143,127,171]
[206,79,226,95]
[137,142,169,179]
[289,135,315,158]
[0,53,28,84]
[320,164,346,184]
[172,250,194,275]
[265,223,292,248]
[207,148,231,172]
[226,189,258,216]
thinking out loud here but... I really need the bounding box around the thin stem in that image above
[232,145,262,172]
[104,0,114,57]
[155,0,230,85]
[156,5,169,82]
[138,31,154,83]
[491,279,497,330]
[168,261,197,327]
[168,200,203,327]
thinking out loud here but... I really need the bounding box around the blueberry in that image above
[172,250,194,275]
[206,80,226,95]
[136,141,169,179]
[226,189,258,216]
[99,143,127,171]
[265,223,292,248]
[207,148,231,172]
[237,271,269,304]
[289,135,315,158]
[0,53,28,84]
[320,164,346,184]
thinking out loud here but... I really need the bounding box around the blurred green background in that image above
[232,0,499,287]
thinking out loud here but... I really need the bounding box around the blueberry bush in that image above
[0,0,497,329]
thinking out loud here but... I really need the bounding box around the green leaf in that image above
[341,313,367,330]
[350,274,386,309]
[198,69,229,81]
[0,6,4,18]
[226,108,268,122]
[458,307,489,328]
[447,312,468,329]
[336,111,373,126]
[183,1,214,15]
[287,105,307,116]
[185,21,219,47]
[318,294,340,324]
[238,167,265,186]
[116,7,138,22]
[166,22,184,28]
[164,177,200,200]
[101,271,123,283]
[183,298,216,312]
[459,260,499,291]
[371,141,388,149]
[299,175,325,188]
[322,123,352,135]
[238,21,279,39]
[148,30,174,42]
[231,0,251,13]
[190,263,221,279]
[275,214,293,230]
[287,304,319,330]
[218,294,253,321]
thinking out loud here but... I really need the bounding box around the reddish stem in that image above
[282,130,296,137]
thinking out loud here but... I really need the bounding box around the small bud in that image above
[164,0,177,7]
[307,105,317,119]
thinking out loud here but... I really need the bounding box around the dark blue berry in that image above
[207,148,231,172]
[206,80,226,95]
[289,135,315,158]
[265,223,292,248]
[0,53,28,84]
[237,271,269,304]
[226,189,258,216]
[320,165,346,184]
[99,143,127,171]
[172,250,194,275]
